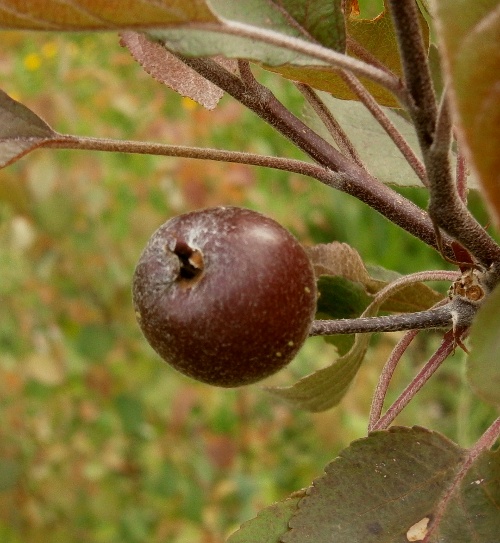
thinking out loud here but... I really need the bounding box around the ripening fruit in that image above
[132,206,317,387]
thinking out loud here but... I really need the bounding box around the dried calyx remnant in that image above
[171,239,204,281]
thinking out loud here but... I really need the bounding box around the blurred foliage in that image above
[0,20,496,543]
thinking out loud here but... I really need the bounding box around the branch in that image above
[295,82,364,167]
[371,327,466,430]
[426,95,500,266]
[310,304,453,336]
[176,55,456,257]
[387,0,437,149]
[42,134,333,180]
[388,0,500,268]
[368,329,420,431]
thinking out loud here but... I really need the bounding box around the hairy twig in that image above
[455,145,468,204]
[372,327,467,430]
[310,304,453,336]
[295,82,364,167]
[389,0,500,269]
[42,134,333,180]
[176,55,456,258]
[310,269,459,336]
[338,69,428,185]
[368,329,420,431]
[387,0,437,149]
[426,95,500,267]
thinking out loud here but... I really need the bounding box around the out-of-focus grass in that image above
[0,28,495,543]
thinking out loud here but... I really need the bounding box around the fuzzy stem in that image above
[387,0,437,149]
[388,0,500,267]
[368,329,420,431]
[372,328,460,430]
[310,304,453,336]
[426,96,500,266]
[41,134,333,180]
[295,82,364,167]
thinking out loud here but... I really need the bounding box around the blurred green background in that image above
[0,11,496,543]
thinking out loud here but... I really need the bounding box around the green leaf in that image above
[316,276,372,320]
[0,0,218,30]
[316,276,371,355]
[0,89,56,168]
[432,0,500,226]
[266,1,429,108]
[303,92,476,190]
[467,284,500,407]
[226,495,302,543]
[152,0,345,68]
[265,300,378,412]
[282,427,500,543]
[307,243,444,313]
[266,262,443,412]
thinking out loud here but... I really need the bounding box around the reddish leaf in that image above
[0,90,57,168]
[120,31,236,110]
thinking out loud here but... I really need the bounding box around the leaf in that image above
[432,0,500,226]
[226,495,302,543]
[119,31,237,110]
[306,242,380,289]
[467,284,500,407]
[307,243,444,313]
[0,1,219,30]
[316,276,371,355]
[265,300,378,412]
[303,93,422,187]
[266,263,443,412]
[152,0,346,67]
[266,1,429,108]
[0,89,57,168]
[282,427,500,543]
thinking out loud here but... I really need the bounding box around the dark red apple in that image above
[132,206,317,387]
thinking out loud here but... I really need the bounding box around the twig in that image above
[42,134,333,180]
[176,55,457,258]
[455,144,468,204]
[388,0,500,268]
[295,82,364,167]
[387,0,437,149]
[368,329,420,431]
[338,69,428,185]
[310,304,453,336]
[426,94,500,266]
[310,270,459,336]
[372,327,465,430]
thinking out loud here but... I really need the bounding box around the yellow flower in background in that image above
[41,41,58,59]
[23,53,41,71]
[181,96,197,111]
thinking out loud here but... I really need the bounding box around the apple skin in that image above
[132,206,317,387]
